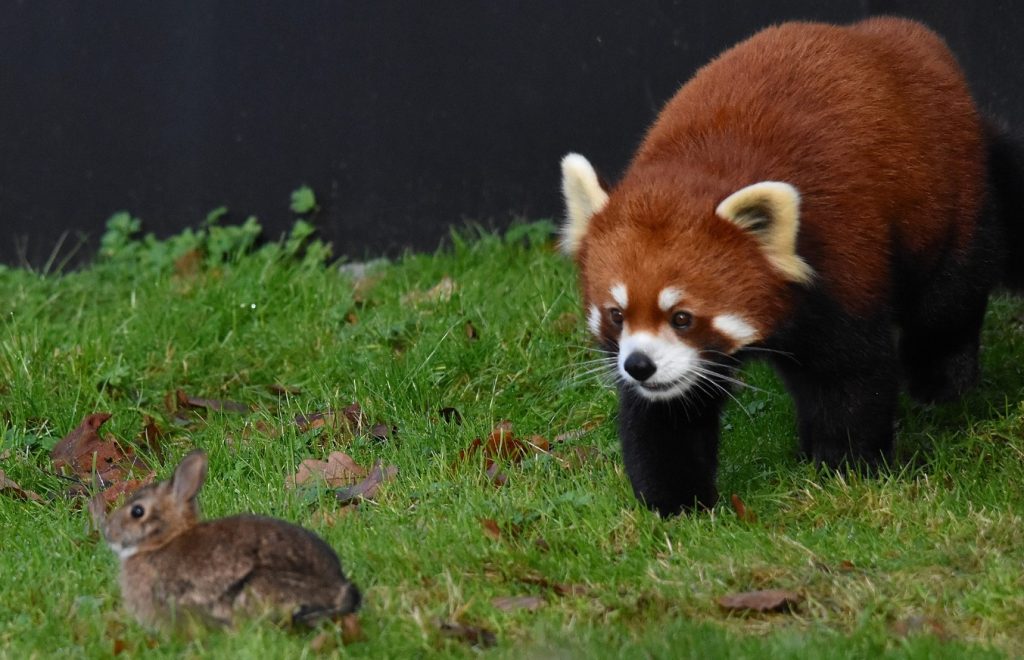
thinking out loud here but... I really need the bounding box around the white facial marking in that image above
[618,329,698,401]
[713,314,758,345]
[657,287,685,312]
[108,542,138,560]
[587,304,601,336]
[609,283,628,309]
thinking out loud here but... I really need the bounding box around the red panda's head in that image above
[560,153,814,401]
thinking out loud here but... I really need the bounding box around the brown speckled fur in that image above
[94,451,360,629]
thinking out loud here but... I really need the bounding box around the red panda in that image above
[560,17,1024,516]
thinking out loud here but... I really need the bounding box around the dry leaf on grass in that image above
[491,595,545,612]
[51,413,139,486]
[136,415,165,461]
[480,518,502,540]
[164,389,248,423]
[401,275,457,305]
[340,613,365,644]
[484,459,508,487]
[267,383,302,396]
[0,470,43,502]
[287,452,368,489]
[717,589,802,613]
[97,474,157,505]
[369,422,395,442]
[457,422,551,487]
[516,573,589,597]
[437,620,496,648]
[335,460,398,504]
[179,391,249,414]
[464,320,479,341]
[173,248,203,278]
[51,413,155,503]
[295,403,368,437]
[730,493,758,523]
[459,421,550,464]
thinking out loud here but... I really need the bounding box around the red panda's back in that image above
[627,18,985,314]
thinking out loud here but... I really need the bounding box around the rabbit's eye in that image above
[130,504,145,519]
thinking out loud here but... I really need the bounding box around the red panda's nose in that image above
[623,352,657,382]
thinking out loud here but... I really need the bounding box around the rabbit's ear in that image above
[171,450,208,503]
[88,493,107,530]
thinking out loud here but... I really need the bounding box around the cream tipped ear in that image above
[560,153,609,256]
[715,181,814,284]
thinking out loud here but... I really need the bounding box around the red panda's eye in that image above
[608,308,624,326]
[671,311,693,330]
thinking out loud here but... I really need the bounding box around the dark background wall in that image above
[2,0,1022,266]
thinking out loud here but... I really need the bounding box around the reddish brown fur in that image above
[578,17,984,333]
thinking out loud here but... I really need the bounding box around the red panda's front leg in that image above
[617,384,725,516]
[776,357,899,469]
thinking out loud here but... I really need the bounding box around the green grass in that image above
[2,218,1024,658]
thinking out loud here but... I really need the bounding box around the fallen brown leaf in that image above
[136,415,165,461]
[516,573,589,597]
[491,595,544,612]
[459,421,547,464]
[340,613,365,644]
[480,518,502,540]
[295,403,368,440]
[0,470,43,502]
[717,589,802,613]
[99,473,157,505]
[403,275,456,304]
[112,637,129,656]
[341,403,367,432]
[287,452,368,489]
[241,419,282,443]
[369,422,394,442]
[730,493,758,523]
[50,413,142,487]
[437,620,496,648]
[173,248,203,278]
[335,460,398,504]
[268,383,301,396]
[464,320,479,341]
[484,459,508,487]
[180,392,249,414]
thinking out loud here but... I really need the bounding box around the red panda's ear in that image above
[716,181,814,284]
[560,153,609,256]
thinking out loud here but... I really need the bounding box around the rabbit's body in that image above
[93,451,360,629]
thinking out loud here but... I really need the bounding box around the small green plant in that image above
[95,187,331,272]
[290,185,318,215]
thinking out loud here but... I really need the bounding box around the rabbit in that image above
[90,449,361,629]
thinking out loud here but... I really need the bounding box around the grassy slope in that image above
[1,224,1023,658]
